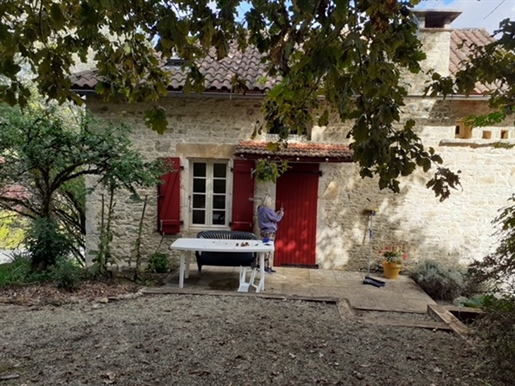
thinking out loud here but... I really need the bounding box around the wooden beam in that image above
[444,305,484,315]
[357,316,451,330]
[140,286,339,303]
[337,298,356,320]
[427,304,474,344]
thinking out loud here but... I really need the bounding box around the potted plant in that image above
[379,245,408,279]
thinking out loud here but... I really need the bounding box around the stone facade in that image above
[84,97,264,264]
[403,29,452,96]
[84,93,515,271]
[83,16,515,271]
[316,97,515,270]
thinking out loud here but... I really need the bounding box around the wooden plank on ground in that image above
[353,306,428,314]
[140,286,338,303]
[357,316,452,330]
[444,305,484,315]
[337,298,356,320]
[427,304,473,344]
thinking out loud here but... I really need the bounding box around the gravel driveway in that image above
[0,294,501,385]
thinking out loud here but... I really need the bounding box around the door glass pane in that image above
[212,211,225,225]
[213,163,226,178]
[193,163,206,177]
[193,194,205,208]
[192,210,205,224]
[213,179,226,194]
[212,195,225,209]
[193,178,206,193]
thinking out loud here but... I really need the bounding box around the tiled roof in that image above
[0,185,29,200]
[234,141,353,162]
[71,69,100,90]
[71,29,495,96]
[70,45,280,93]
[450,29,495,94]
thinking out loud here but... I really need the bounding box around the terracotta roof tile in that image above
[70,69,101,90]
[70,45,281,93]
[234,141,353,162]
[450,29,495,94]
[71,29,495,96]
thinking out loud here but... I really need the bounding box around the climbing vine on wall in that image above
[255,159,289,183]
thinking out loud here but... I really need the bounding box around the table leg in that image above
[256,252,265,293]
[179,251,187,288]
[185,251,191,279]
[238,267,251,292]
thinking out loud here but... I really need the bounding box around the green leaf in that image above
[50,3,65,30]
[144,106,168,134]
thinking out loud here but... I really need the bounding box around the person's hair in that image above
[261,194,273,209]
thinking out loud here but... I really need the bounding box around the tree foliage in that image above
[0,0,461,199]
[0,104,167,269]
[427,19,515,127]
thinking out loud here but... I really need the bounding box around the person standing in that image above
[257,194,284,273]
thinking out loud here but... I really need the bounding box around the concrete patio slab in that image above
[166,264,436,314]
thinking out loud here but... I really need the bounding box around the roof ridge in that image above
[452,27,493,35]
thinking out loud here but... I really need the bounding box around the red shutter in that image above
[231,159,255,232]
[157,157,181,234]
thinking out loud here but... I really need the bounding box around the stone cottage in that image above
[71,9,515,271]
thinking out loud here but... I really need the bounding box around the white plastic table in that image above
[170,238,275,293]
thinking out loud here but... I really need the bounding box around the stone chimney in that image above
[405,9,462,95]
[413,9,462,30]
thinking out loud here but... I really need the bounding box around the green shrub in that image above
[49,259,83,292]
[146,252,170,273]
[409,259,468,301]
[472,294,515,384]
[0,252,32,286]
[453,294,489,309]
[26,218,74,271]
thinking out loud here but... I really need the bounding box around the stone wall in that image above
[84,96,265,264]
[403,29,452,96]
[315,97,515,271]
[84,93,515,271]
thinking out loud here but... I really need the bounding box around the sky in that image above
[415,0,515,33]
[235,1,514,35]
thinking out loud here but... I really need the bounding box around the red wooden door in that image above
[274,163,319,267]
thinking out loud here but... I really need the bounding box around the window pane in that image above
[213,163,226,178]
[213,195,225,209]
[193,163,206,177]
[193,178,206,193]
[193,194,205,209]
[189,160,229,228]
[192,210,205,224]
[212,211,225,225]
[213,179,226,194]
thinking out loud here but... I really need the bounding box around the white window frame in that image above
[188,159,231,230]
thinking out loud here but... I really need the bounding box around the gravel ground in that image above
[0,294,503,386]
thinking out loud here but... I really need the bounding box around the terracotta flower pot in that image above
[382,261,402,279]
